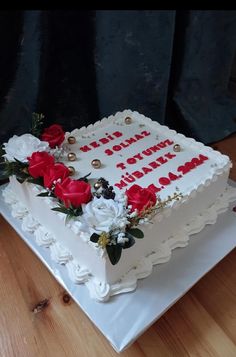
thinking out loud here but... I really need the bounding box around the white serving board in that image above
[0,182,236,353]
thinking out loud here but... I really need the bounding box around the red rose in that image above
[41,124,65,148]
[28,151,55,178]
[126,184,157,214]
[43,163,70,189]
[54,177,92,208]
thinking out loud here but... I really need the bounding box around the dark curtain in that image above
[0,10,236,145]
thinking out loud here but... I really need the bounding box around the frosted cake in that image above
[1,110,236,301]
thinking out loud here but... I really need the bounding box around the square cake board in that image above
[0,182,236,353]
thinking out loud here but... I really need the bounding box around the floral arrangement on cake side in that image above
[0,113,182,265]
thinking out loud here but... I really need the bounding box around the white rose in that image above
[82,196,128,233]
[3,133,49,162]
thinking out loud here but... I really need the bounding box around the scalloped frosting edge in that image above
[2,183,236,302]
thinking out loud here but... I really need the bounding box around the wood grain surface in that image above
[0,134,236,357]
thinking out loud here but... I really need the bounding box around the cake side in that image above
[7,159,230,285]
[3,180,236,301]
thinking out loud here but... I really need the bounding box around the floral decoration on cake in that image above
[0,113,182,265]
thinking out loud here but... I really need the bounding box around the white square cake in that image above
[2,110,236,301]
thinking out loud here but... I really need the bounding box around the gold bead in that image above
[67,152,77,161]
[91,159,101,169]
[68,136,76,144]
[124,116,132,124]
[173,144,181,152]
[94,181,102,190]
[68,166,75,176]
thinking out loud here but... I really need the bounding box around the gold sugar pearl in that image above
[124,116,132,124]
[67,152,77,161]
[68,166,75,176]
[94,181,102,190]
[173,144,181,152]
[91,159,101,169]
[68,136,76,144]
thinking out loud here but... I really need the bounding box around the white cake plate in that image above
[1,182,236,353]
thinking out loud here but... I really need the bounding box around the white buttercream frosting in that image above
[35,226,55,247]
[85,278,111,301]
[3,133,49,162]
[22,214,39,233]
[50,242,72,264]
[66,260,90,283]
[2,185,17,204]
[11,202,28,219]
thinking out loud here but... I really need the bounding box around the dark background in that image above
[0,10,236,144]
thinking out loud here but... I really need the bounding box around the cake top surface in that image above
[63,110,230,201]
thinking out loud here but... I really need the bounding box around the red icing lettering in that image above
[125,137,137,145]
[133,153,143,161]
[99,137,109,145]
[165,152,176,160]
[149,161,160,169]
[157,141,167,149]
[199,154,209,162]
[142,166,153,175]
[135,134,144,140]
[168,172,179,181]
[142,149,152,156]
[132,170,144,179]
[164,139,174,145]
[116,162,126,170]
[113,145,122,152]
[127,157,136,165]
[104,149,113,156]
[114,180,127,190]
[80,145,91,153]
[113,131,123,138]
[123,173,136,183]
[141,130,151,137]
[149,145,161,153]
[120,142,129,148]
[159,177,171,186]
[90,141,100,148]
[156,156,168,165]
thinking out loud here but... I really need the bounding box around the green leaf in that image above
[31,112,44,137]
[106,244,122,265]
[122,234,136,249]
[51,207,68,214]
[72,206,83,217]
[126,228,144,239]
[13,158,28,167]
[90,233,100,243]
[65,214,73,225]
[78,172,91,182]
[37,191,50,197]
[16,176,26,184]
[26,176,44,187]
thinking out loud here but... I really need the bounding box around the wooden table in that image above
[1,135,236,357]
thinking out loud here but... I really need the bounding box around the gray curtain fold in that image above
[0,10,236,145]
[173,10,236,143]
[95,10,176,123]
